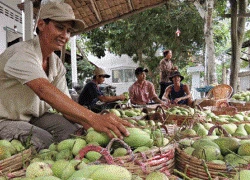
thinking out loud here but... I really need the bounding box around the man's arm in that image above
[162,86,171,103]
[26,78,131,138]
[98,94,125,103]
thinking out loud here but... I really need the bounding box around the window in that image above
[0,5,3,14]
[112,68,136,83]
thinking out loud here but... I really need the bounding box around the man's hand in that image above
[87,113,133,139]
[118,94,126,101]
[173,98,181,104]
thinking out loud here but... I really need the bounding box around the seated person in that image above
[129,67,166,105]
[162,71,193,106]
[78,67,126,113]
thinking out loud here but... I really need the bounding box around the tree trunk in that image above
[76,42,88,61]
[229,0,247,93]
[193,0,217,85]
[204,0,217,84]
[222,62,227,84]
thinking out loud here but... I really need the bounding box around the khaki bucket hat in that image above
[94,68,110,78]
[38,2,85,36]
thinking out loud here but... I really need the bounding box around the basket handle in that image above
[75,145,114,164]
[207,125,229,137]
[100,109,110,114]
[114,103,129,109]
[156,105,169,122]
[217,101,230,108]
[106,138,134,158]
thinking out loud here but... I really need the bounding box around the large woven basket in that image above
[230,101,250,108]
[175,147,239,180]
[76,138,176,179]
[203,106,238,116]
[175,126,246,180]
[146,105,205,127]
[0,148,32,177]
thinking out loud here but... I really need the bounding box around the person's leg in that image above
[159,83,167,99]
[0,120,53,151]
[30,112,79,143]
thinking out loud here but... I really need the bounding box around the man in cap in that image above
[129,67,166,105]
[0,2,130,151]
[78,67,126,113]
[162,71,193,106]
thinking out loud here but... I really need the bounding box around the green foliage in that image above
[78,4,204,87]
[64,59,95,87]
[84,28,107,58]
[213,20,231,56]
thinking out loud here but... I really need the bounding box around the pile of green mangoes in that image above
[163,106,202,116]
[0,139,27,160]
[179,120,250,138]
[109,108,147,118]
[3,125,172,180]
[231,91,250,102]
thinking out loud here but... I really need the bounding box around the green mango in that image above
[234,114,245,121]
[233,124,248,137]
[109,109,121,117]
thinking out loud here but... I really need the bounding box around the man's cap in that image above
[169,71,184,81]
[135,67,148,75]
[38,2,85,36]
[94,67,110,78]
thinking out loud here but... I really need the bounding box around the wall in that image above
[0,1,22,54]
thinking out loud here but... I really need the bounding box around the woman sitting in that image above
[162,71,193,106]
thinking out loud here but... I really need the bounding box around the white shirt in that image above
[0,36,70,121]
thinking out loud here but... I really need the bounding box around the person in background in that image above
[158,50,178,99]
[0,2,131,151]
[129,67,166,105]
[162,71,193,106]
[78,67,126,113]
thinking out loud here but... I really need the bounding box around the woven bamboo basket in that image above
[175,125,246,180]
[0,148,32,177]
[175,147,240,180]
[197,84,233,109]
[76,138,176,179]
[203,106,238,116]
[229,102,250,113]
[230,101,250,108]
[146,105,205,127]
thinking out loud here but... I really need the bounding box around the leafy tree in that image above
[64,59,95,88]
[79,4,204,86]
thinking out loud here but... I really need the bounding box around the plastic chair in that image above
[196,84,233,108]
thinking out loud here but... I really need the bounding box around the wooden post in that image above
[22,0,33,41]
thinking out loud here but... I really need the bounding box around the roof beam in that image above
[90,0,102,22]
[83,1,167,33]
[127,0,134,11]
